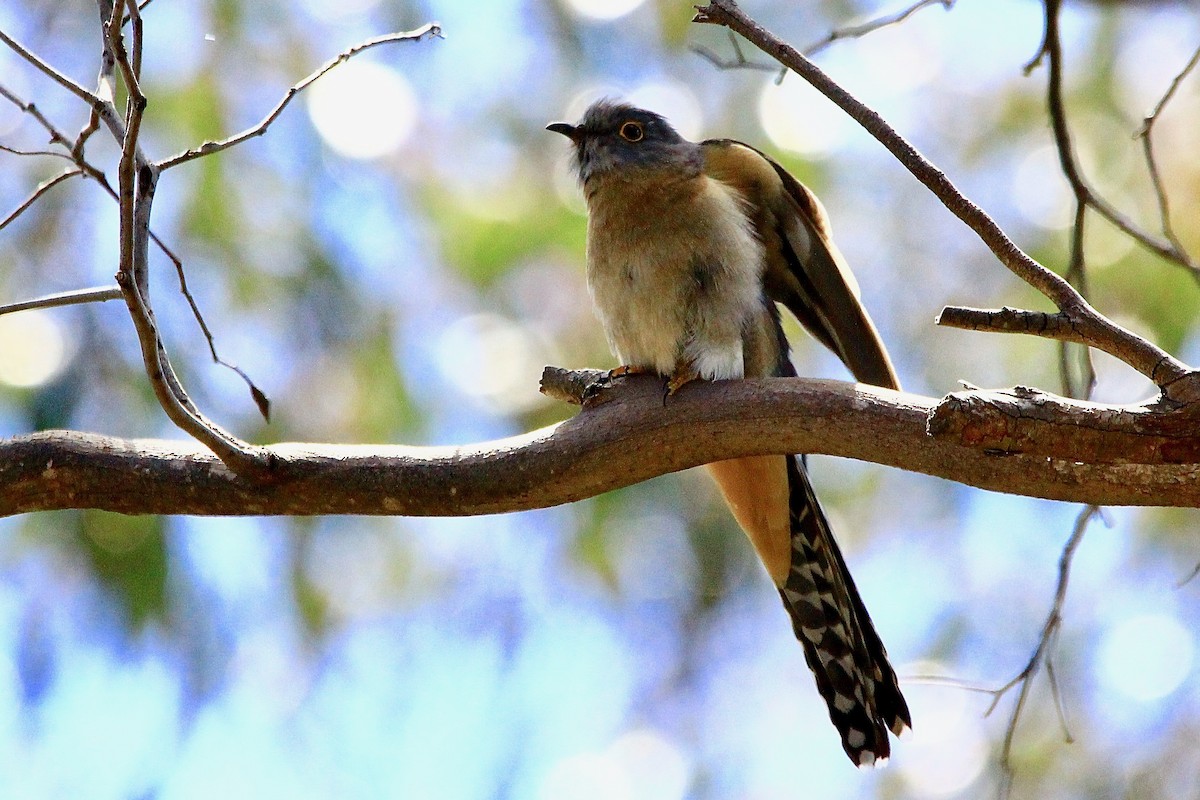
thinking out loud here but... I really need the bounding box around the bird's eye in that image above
[618,121,644,142]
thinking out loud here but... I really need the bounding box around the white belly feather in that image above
[585,175,764,380]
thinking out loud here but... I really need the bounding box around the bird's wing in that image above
[701,139,900,391]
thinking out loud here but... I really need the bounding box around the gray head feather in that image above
[547,100,701,185]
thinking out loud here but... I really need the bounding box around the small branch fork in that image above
[1026,0,1200,281]
[0,4,440,477]
[1136,42,1200,275]
[693,0,1200,404]
[693,0,955,81]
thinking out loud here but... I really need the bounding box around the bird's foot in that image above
[662,364,700,405]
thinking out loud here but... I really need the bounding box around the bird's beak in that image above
[545,122,580,141]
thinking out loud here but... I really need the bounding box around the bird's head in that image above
[546,100,699,186]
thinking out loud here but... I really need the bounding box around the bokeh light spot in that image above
[1098,613,1194,702]
[605,729,692,800]
[1012,145,1073,230]
[538,752,629,800]
[0,310,69,387]
[896,664,988,797]
[758,75,850,156]
[535,730,690,800]
[564,0,647,22]
[307,60,417,159]
[436,313,547,413]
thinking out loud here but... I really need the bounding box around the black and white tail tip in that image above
[780,459,911,767]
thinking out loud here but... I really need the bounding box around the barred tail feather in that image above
[778,456,910,766]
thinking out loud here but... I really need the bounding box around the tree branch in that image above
[936,306,1088,344]
[7,372,1200,517]
[0,167,83,230]
[0,69,265,416]
[95,1,275,477]
[803,0,955,58]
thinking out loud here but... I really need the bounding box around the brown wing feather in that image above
[701,140,900,391]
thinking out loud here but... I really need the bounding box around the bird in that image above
[547,100,911,766]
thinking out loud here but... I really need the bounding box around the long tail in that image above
[778,456,911,766]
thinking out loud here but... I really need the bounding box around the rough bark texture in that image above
[6,372,1200,517]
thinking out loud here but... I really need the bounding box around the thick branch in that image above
[7,374,1200,517]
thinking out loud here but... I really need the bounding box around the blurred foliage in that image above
[78,513,169,629]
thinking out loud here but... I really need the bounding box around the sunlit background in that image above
[2,0,1200,797]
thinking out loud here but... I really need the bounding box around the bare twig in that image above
[693,30,784,80]
[804,0,955,58]
[985,504,1098,798]
[933,306,1072,341]
[0,80,140,236]
[693,0,955,79]
[150,21,445,418]
[0,29,101,108]
[689,0,1198,402]
[0,168,82,229]
[94,0,118,106]
[0,143,69,159]
[3,13,441,442]
[126,0,143,80]
[1135,42,1200,273]
[1177,560,1200,588]
[157,24,443,170]
[0,286,123,316]
[120,0,156,27]
[901,674,998,694]
[0,83,76,150]
[1034,0,1099,400]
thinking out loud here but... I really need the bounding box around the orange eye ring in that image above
[618,121,644,142]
